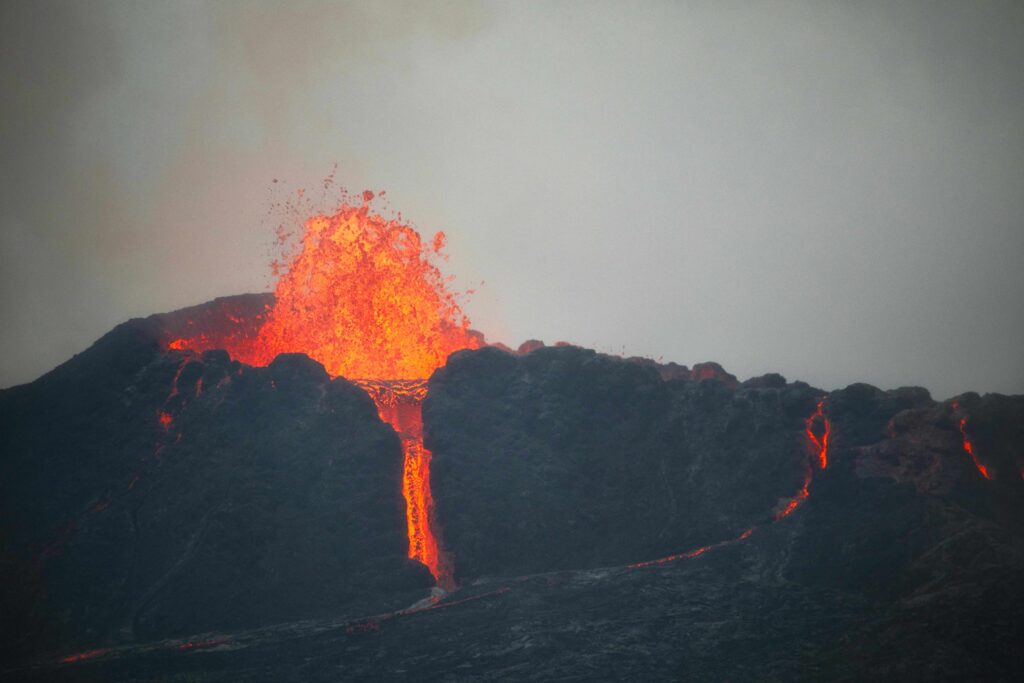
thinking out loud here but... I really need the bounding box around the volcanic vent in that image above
[163,197,481,587]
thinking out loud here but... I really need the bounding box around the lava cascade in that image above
[163,198,480,587]
[355,379,452,587]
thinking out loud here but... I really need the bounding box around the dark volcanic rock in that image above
[424,345,823,580]
[4,295,1024,681]
[0,307,430,665]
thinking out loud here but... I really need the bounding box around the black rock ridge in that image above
[1,294,1021,681]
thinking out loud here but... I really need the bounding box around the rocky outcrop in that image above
[4,295,1023,680]
[424,345,824,580]
[0,312,429,664]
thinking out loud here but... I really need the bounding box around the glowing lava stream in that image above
[354,379,452,590]
[630,398,831,569]
[951,402,991,480]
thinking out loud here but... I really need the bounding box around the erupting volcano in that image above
[165,196,481,586]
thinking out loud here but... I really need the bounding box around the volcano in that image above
[2,200,1023,681]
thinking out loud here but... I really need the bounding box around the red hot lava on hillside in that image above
[165,196,481,587]
[951,401,992,480]
[631,399,832,569]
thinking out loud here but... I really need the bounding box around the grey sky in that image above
[2,0,1022,399]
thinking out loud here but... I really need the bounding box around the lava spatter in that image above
[191,200,482,379]
[163,196,478,587]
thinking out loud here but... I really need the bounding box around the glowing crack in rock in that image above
[805,399,830,469]
[632,399,831,569]
[951,401,992,480]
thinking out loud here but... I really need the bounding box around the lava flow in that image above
[951,402,991,480]
[163,196,479,587]
[805,399,830,469]
[774,398,830,521]
[355,379,453,588]
[632,399,831,568]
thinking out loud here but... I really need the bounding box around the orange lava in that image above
[774,465,810,521]
[629,397,833,569]
[958,416,991,480]
[356,379,452,588]
[805,399,830,469]
[775,399,830,520]
[164,197,477,587]
[628,527,757,569]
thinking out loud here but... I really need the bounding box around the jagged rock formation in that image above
[2,296,1023,681]
[0,311,430,666]
[424,345,821,579]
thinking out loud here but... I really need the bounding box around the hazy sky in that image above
[2,1,1023,399]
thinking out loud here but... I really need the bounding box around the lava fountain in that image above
[167,196,481,587]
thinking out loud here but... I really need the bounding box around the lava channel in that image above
[355,379,452,589]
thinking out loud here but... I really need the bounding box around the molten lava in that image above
[805,400,830,469]
[958,417,991,480]
[163,198,478,588]
[775,399,830,520]
[633,399,832,568]
[355,379,452,588]
[950,401,992,480]
[186,201,481,379]
[60,647,112,664]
